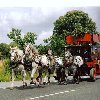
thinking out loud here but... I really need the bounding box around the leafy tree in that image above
[46,10,97,56]
[23,32,37,44]
[53,10,96,36]
[7,28,24,49]
[37,44,49,55]
[0,43,10,59]
[9,42,19,48]
[7,28,37,49]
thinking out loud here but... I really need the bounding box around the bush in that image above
[0,59,11,82]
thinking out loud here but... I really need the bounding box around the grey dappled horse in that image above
[24,43,41,85]
[54,56,65,84]
[64,49,83,84]
[10,46,27,88]
[39,54,56,84]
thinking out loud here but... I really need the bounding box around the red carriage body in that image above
[65,33,100,81]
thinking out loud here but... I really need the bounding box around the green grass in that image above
[0,59,48,82]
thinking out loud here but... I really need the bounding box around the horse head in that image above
[55,56,63,66]
[65,50,73,64]
[73,56,83,67]
[24,43,32,55]
[10,46,18,62]
[10,46,23,62]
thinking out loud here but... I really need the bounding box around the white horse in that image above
[24,43,41,85]
[54,56,65,84]
[64,49,83,84]
[39,54,56,84]
[10,46,27,88]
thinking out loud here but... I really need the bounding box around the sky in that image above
[0,0,100,45]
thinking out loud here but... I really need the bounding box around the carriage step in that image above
[80,76,90,78]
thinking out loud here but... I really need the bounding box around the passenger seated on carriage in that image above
[93,48,100,60]
[82,48,90,62]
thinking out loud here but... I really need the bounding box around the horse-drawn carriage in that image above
[65,33,100,81]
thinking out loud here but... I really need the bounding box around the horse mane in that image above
[26,43,38,54]
[10,47,23,57]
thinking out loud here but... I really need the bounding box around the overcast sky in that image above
[0,0,100,45]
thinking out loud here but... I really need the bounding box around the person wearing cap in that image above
[48,48,52,56]
[47,48,54,66]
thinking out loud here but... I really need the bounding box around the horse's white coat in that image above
[55,57,63,65]
[10,47,26,88]
[40,55,49,66]
[74,56,83,67]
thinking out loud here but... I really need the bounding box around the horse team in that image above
[10,43,83,88]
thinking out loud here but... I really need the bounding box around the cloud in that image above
[35,30,53,45]
[0,7,100,45]
[0,0,100,7]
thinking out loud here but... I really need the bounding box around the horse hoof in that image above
[76,82,79,84]
[23,83,27,88]
[37,85,40,88]
[30,81,36,85]
[23,85,25,88]
[64,82,67,85]
[58,82,61,85]
[53,76,57,80]
[47,82,50,85]
[25,82,27,86]
[7,87,14,90]
[43,82,46,85]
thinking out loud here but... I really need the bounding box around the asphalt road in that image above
[0,76,100,100]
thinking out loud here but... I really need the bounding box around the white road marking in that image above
[71,89,75,92]
[49,94,54,96]
[45,94,50,97]
[64,90,69,93]
[30,98,35,100]
[55,92,59,94]
[29,89,76,100]
[39,96,44,98]
[34,97,39,99]
[60,92,64,94]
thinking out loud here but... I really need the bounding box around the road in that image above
[0,76,100,100]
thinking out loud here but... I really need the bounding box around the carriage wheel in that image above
[90,68,96,82]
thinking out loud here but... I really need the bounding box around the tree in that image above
[7,28,24,49]
[0,43,10,59]
[9,42,19,48]
[7,28,37,49]
[47,10,97,56]
[23,32,37,44]
[37,44,49,55]
[53,10,96,36]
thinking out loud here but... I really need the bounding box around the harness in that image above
[23,55,32,71]
[10,60,22,69]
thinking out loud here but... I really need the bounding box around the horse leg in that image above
[73,68,79,84]
[61,67,66,84]
[43,68,48,85]
[75,68,80,84]
[22,69,27,88]
[36,69,42,85]
[47,68,51,84]
[55,67,61,84]
[53,67,56,77]
[64,67,68,83]
[10,69,15,88]
[30,65,37,84]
